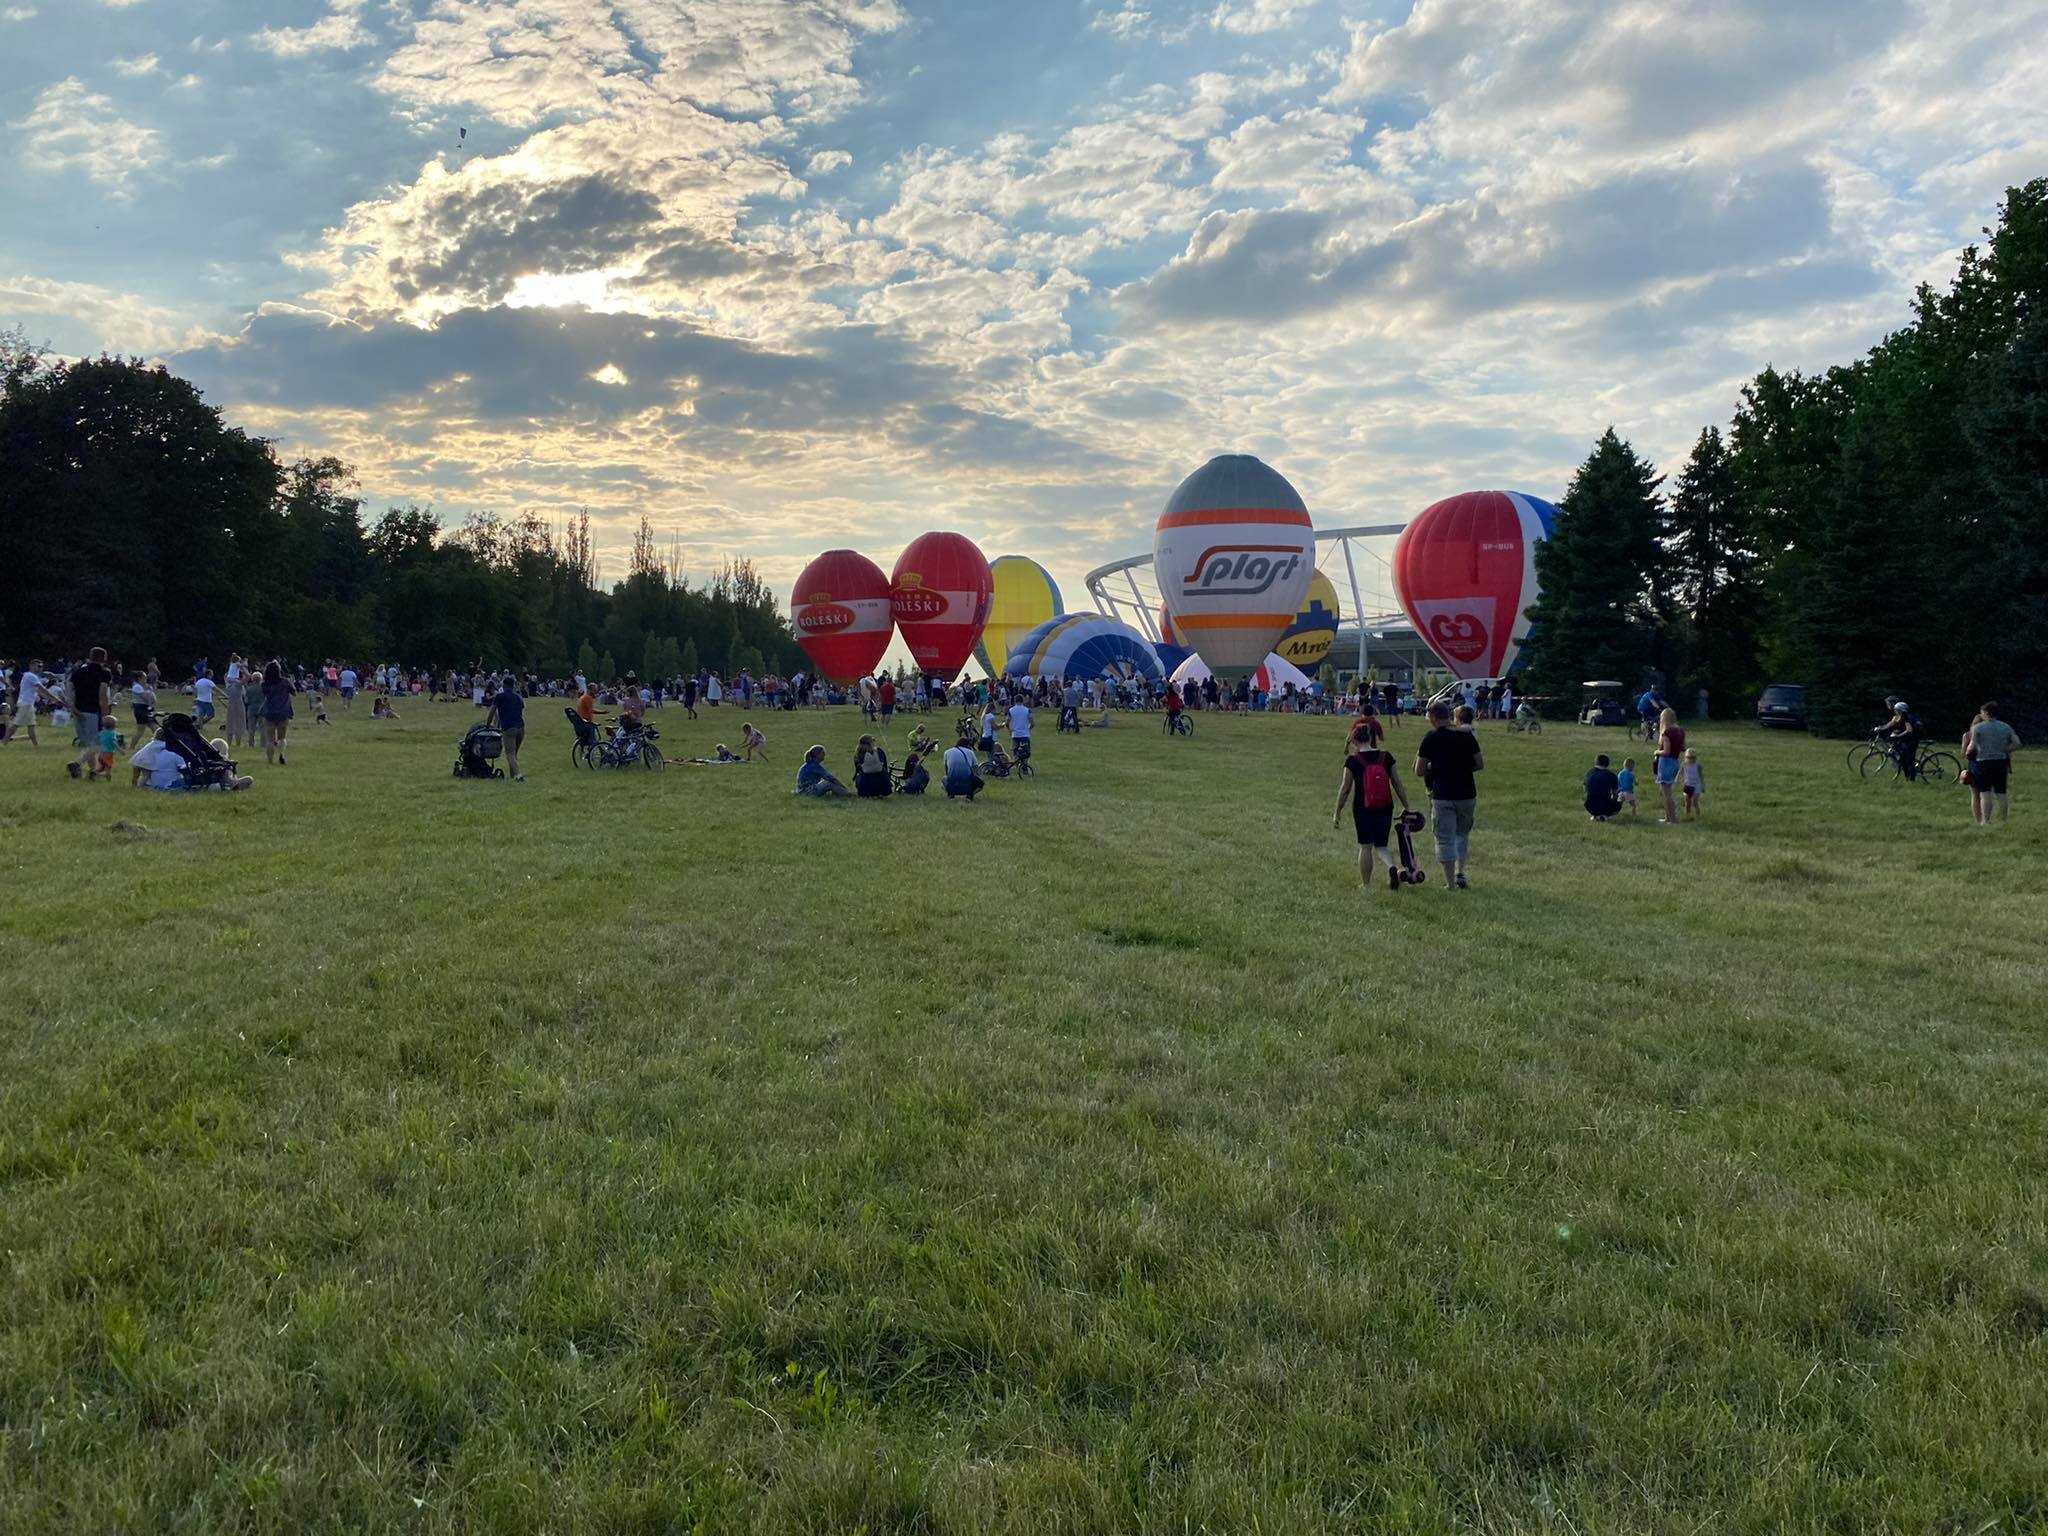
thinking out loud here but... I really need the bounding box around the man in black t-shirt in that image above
[67,646,113,780]
[1414,701,1483,889]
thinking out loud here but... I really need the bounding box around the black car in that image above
[1756,683,1807,730]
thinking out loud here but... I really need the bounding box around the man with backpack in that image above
[1334,719,1414,891]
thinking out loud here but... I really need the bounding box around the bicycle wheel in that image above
[1846,741,1879,772]
[1859,749,1898,782]
[1917,751,1960,785]
[640,743,665,770]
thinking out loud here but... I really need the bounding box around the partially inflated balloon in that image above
[1391,490,1558,680]
[1275,570,1340,675]
[1002,613,1162,681]
[975,556,1063,675]
[791,549,894,683]
[890,531,993,678]
[1153,455,1315,678]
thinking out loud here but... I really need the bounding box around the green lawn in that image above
[2,700,2043,1533]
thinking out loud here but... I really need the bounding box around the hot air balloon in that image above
[1002,613,1163,681]
[791,549,894,683]
[1391,491,1559,681]
[1275,570,1341,675]
[1153,603,1193,674]
[974,556,1063,675]
[890,531,992,679]
[1153,455,1315,679]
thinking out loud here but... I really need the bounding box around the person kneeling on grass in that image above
[1584,753,1622,820]
[943,736,984,801]
[896,748,930,795]
[795,744,851,797]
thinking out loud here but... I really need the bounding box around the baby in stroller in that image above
[981,739,1014,779]
[136,714,253,791]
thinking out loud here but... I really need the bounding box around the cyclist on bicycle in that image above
[1634,686,1663,739]
[1882,699,1921,780]
[1164,682,1185,734]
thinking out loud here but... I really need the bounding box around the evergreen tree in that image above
[576,639,599,681]
[680,637,700,679]
[642,634,664,682]
[1521,428,1665,696]
[598,651,616,684]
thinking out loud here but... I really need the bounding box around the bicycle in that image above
[1164,712,1193,736]
[1859,740,1960,785]
[1846,732,1889,774]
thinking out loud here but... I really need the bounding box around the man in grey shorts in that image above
[1415,700,1484,890]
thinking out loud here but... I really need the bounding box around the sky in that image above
[5,0,2045,614]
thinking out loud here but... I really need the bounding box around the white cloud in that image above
[12,78,164,196]
[1210,0,1317,37]
[806,149,852,175]
[0,274,208,355]
[1089,1,1150,40]
[254,0,372,58]
[3,6,39,21]
[113,53,162,76]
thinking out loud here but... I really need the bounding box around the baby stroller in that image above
[1393,809,1428,886]
[455,723,505,779]
[1057,705,1080,734]
[982,741,1014,779]
[158,713,242,791]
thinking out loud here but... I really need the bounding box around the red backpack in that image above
[1360,753,1393,809]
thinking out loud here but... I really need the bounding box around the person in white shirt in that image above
[941,738,984,800]
[7,660,53,745]
[130,737,186,790]
[978,707,997,752]
[192,673,217,724]
[339,667,358,707]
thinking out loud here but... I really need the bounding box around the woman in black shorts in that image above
[1333,721,1414,891]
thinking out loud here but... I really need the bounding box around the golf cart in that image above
[1579,681,1628,727]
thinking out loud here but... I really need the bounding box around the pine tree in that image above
[1521,428,1665,696]
[575,639,599,681]
[598,651,616,684]
[680,637,700,679]
[642,634,663,682]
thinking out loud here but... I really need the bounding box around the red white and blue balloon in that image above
[1391,490,1559,681]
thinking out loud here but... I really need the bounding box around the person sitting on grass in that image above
[372,694,399,720]
[1584,753,1622,820]
[1616,757,1639,814]
[741,720,768,761]
[853,734,892,797]
[943,735,984,801]
[896,747,931,795]
[795,744,851,797]
[907,722,937,759]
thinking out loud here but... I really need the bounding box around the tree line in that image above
[0,343,803,682]
[1522,178,2045,737]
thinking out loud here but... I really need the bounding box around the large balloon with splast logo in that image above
[1392,490,1559,680]
[791,549,894,683]
[890,531,993,678]
[1274,570,1341,675]
[1152,454,1316,679]
[973,555,1063,676]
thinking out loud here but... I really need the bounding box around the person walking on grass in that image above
[6,658,53,746]
[1335,720,1414,891]
[67,646,113,781]
[260,660,294,766]
[224,665,250,748]
[1654,706,1686,824]
[1415,701,1482,890]
[1964,701,2022,825]
[487,673,525,781]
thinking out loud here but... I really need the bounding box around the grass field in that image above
[2,698,2044,1533]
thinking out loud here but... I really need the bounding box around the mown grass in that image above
[2,701,2044,1533]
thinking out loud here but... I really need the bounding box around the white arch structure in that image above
[1083,523,1447,679]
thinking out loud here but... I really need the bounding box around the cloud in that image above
[3,5,39,20]
[0,274,208,355]
[113,53,162,76]
[806,149,852,175]
[254,1,373,58]
[1210,0,1317,37]
[11,78,164,195]
[1123,160,1838,328]
[1089,2,1150,40]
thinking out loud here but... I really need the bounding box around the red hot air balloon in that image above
[1391,491,1559,681]
[890,531,992,677]
[791,549,894,683]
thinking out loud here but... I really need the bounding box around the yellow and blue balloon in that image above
[974,555,1063,677]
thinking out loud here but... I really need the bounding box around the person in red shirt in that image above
[1351,706,1384,749]
[878,676,896,723]
[1164,683,1184,733]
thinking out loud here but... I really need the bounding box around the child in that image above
[1681,748,1705,820]
[740,720,767,761]
[1616,757,1639,815]
[313,691,331,726]
[93,718,120,780]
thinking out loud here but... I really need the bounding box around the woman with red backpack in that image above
[1334,719,1415,892]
